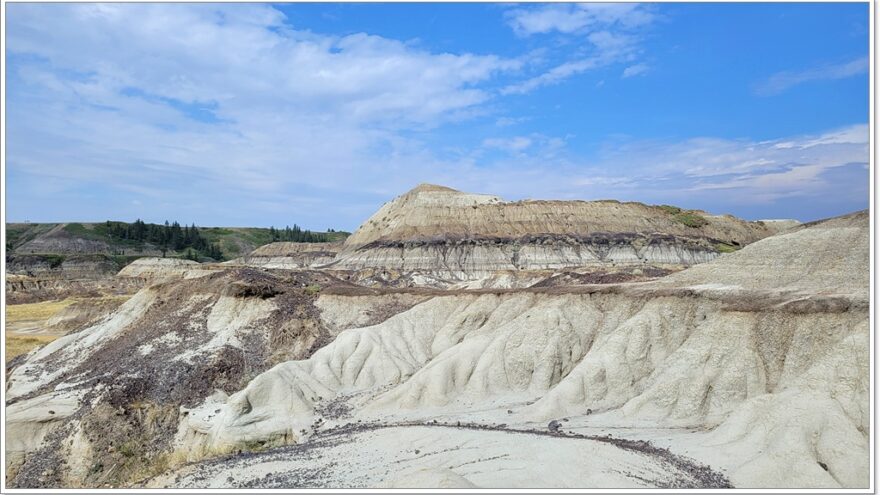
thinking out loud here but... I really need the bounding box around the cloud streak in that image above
[500,4,656,94]
[754,57,868,96]
[578,124,868,210]
[4,4,869,228]
[505,3,655,36]
[622,63,649,78]
[6,3,527,227]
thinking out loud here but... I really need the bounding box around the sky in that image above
[5,2,870,230]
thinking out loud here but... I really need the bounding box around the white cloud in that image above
[442,124,867,215]
[6,3,530,227]
[503,57,601,95]
[501,5,654,94]
[502,31,641,94]
[754,57,868,96]
[480,134,568,159]
[505,3,655,36]
[622,63,649,78]
[483,136,533,153]
[495,116,529,127]
[586,124,869,205]
[5,4,868,227]
[8,4,520,127]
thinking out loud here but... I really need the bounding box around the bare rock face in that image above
[331,184,790,280]
[174,211,866,489]
[8,185,863,491]
[43,296,131,334]
[662,210,868,298]
[6,254,121,280]
[116,257,206,282]
[5,255,145,304]
[4,268,366,488]
[232,242,342,269]
[13,223,161,256]
[15,224,113,255]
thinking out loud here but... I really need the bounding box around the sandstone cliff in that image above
[170,210,865,488]
[331,184,795,279]
[6,187,863,490]
[5,254,145,304]
[230,242,343,269]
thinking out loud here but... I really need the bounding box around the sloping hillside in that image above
[342,184,785,251]
[330,184,797,280]
[7,222,349,260]
[165,210,866,489]
[3,187,864,490]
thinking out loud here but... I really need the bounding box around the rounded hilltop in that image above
[342,183,787,252]
[407,183,463,193]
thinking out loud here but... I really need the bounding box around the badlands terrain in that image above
[3,184,869,489]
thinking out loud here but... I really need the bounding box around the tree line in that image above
[103,220,223,260]
[268,225,336,243]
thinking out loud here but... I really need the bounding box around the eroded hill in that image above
[3,185,866,490]
[329,184,795,284]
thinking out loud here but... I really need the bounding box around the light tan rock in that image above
[177,210,866,488]
[332,184,793,280]
[342,184,781,250]
[116,257,208,282]
[231,242,342,269]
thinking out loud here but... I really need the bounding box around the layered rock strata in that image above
[331,184,794,280]
[231,242,342,269]
[173,210,867,488]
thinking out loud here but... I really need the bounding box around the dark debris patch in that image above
[8,267,344,489]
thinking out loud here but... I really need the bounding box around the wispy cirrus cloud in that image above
[505,3,655,36]
[501,4,656,94]
[576,124,868,210]
[6,3,526,227]
[622,63,649,78]
[5,3,869,228]
[754,57,868,96]
[480,134,566,157]
[501,31,643,94]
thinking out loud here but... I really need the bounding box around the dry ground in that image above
[5,296,129,362]
[5,299,75,361]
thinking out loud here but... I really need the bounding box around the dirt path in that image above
[161,420,733,489]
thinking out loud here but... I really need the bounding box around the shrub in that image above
[119,440,140,458]
[673,212,708,228]
[714,242,738,254]
[41,254,66,268]
[657,205,682,215]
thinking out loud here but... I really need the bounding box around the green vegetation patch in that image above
[657,205,683,215]
[654,203,709,228]
[673,212,709,228]
[5,223,58,251]
[713,242,739,254]
[38,254,66,268]
[8,221,350,260]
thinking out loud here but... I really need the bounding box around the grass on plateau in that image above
[6,298,77,322]
[5,334,59,362]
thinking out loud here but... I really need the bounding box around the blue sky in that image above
[5,3,870,230]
